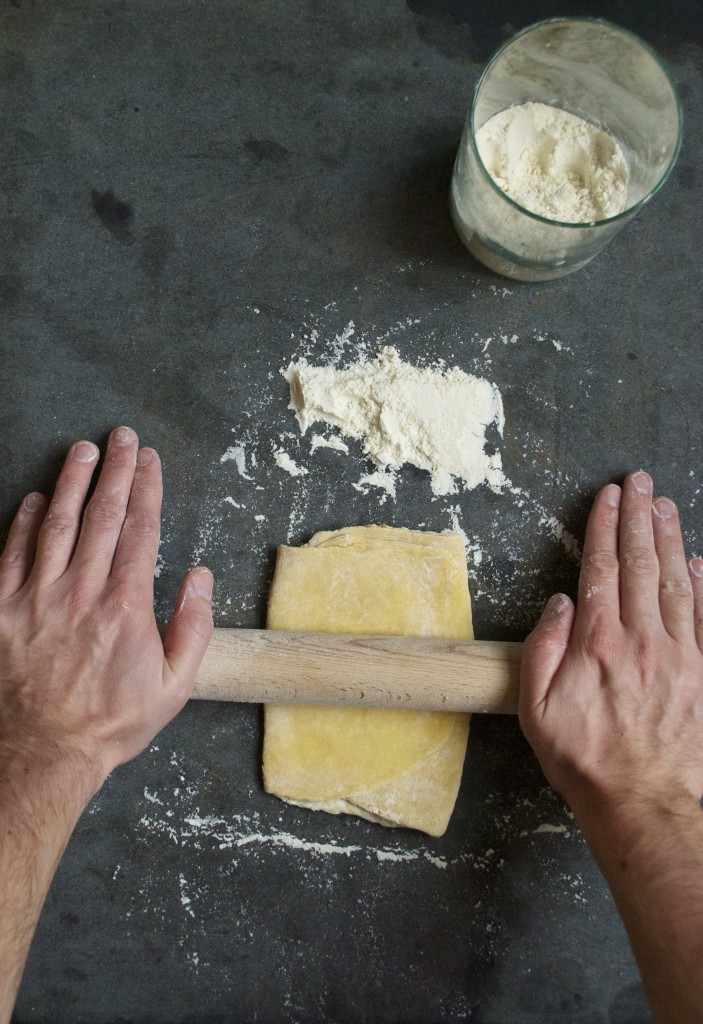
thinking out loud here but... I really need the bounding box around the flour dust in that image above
[171,307,584,635]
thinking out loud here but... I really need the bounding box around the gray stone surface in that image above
[1,1,701,1021]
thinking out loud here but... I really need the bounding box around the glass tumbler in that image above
[450,18,682,281]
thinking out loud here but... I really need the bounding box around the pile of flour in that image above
[475,101,629,223]
[285,346,505,496]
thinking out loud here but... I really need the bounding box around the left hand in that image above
[0,427,214,792]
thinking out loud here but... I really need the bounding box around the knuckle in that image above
[132,466,159,492]
[17,505,38,526]
[626,508,651,535]
[184,610,215,644]
[41,511,76,539]
[0,547,22,568]
[596,502,620,530]
[99,588,143,638]
[622,545,657,577]
[123,509,159,537]
[84,497,124,530]
[582,550,619,579]
[528,635,569,657]
[582,614,617,659]
[109,582,135,612]
[660,575,694,601]
[631,633,658,671]
[62,577,100,621]
[105,443,135,469]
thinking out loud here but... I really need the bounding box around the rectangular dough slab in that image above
[262,526,473,837]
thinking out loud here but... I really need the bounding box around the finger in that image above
[162,568,214,703]
[0,493,48,599]
[618,471,660,629]
[519,593,575,719]
[31,441,100,584]
[573,483,622,643]
[110,448,162,588]
[652,497,694,642]
[688,558,703,652]
[70,427,139,580]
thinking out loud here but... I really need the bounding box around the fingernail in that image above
[546,593,570,616]
[112,426,137,446]
[136,447,157,467]
[24,492,45,511]
[603,484,622,508]
[689,558,703,578]
[631,471,653,494]
[72,441,99,463]
[653,497,676,520]
[190,568,213,600]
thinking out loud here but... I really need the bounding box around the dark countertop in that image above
[2,2,701,1022]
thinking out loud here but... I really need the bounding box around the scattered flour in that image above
[205,311,584,627]
[476,101,629,222]
[352,469,397,502]
[273,449,308,477]
[178,873,196,918]
[142,810,451,868]
[285,345,505,496]
[444,504,483,567]
[310,433,350,454]
[539,513,582,562]
[221,444,253,480]
[123,751,592,956]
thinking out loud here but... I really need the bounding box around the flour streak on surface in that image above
[96,746,593,982]
[220,443,253,480]
[131,755,582,879]
[139,806,451,869]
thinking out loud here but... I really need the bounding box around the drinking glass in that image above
[450,18,682,281]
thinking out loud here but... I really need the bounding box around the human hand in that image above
[0,427,214,796]
[519,471,703,822]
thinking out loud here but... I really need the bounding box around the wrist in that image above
[0,738,104,1024]
[568,784,702,863]
[0,738,104,834]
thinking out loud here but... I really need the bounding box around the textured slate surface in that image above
[1,1,701,1021]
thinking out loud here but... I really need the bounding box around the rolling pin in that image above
[192,629,522,714]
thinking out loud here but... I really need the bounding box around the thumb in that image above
[163,567,214,701]
[519,593,574,723]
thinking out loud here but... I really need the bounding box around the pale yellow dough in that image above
[262,526,473,837]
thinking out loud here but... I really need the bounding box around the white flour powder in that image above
[220,444,253,480]
[476,101,628,222]
[310,433,349,454]
[273,449,308,477]
[285,346,505,496]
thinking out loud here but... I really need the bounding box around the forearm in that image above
[0,751,99,1024]
[0,429,211,1020]
[575,794,703,1024]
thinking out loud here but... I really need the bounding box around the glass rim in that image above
[467,16,684,230]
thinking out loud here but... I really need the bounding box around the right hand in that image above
[519,471,703,822]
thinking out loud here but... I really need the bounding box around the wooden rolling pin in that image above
[192,629,522,714]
